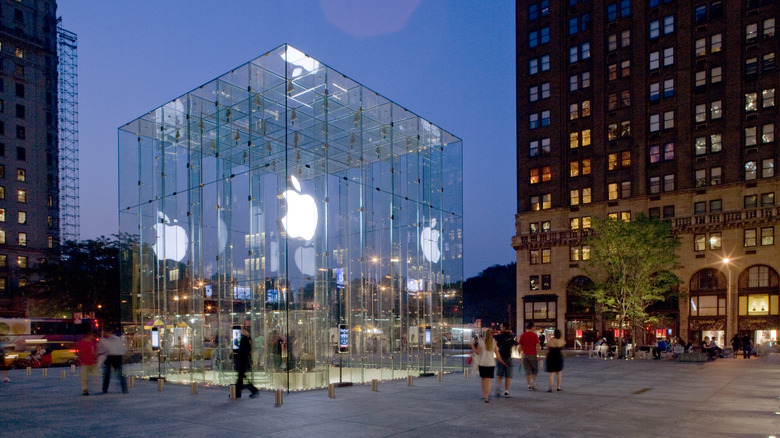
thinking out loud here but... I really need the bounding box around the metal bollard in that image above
[42,368,48,378]
[129,377,135,388]
[328,383,336,399]
[157,379,164,392]
[60,370,66,380]
[464,368,469,379]
[26,366,31,376]
[191,382,198,395]
[274,389,283,407]
[407,375,413,387]
[229,384,236,399]
[71,364,76,374]
[371,379,378,392]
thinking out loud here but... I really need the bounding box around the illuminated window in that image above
[745,228,757,247]
[608,183,618,200]
[530,250,540,265]
[17,256,26,268]
[542,166,551,182]
[570,218,580,230]
[694,234,706,251]
[18,232,26,247]
[570,161,580,178]
[746,92,758,112]
[761,227,774,246]
[17,189,25,203]
[570,189,580,206]
[709,232,722,250]
[16,168,24,182]
[542,249,551,264]
[17,211,25,224]
[582,187,592,204]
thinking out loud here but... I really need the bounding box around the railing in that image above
[513,207,780,249]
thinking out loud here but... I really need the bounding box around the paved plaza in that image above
[1,355,778,437]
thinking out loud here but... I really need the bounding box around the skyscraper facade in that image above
[0,0,59,312]
[514,0,779,348]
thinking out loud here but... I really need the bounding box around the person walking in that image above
[546,329,565,392]
[76,332,99,395]
[99,327,127,394]
[741,334,752,359]
[472,330,505,403]
[730,334,741,359]
[519,321,541,391]
[235,329,259,398]
[493,323,518,398]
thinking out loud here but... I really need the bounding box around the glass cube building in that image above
[118,44,463,390]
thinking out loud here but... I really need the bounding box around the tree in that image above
[25,236,121,324]
[463,263,516,329]
[581,214,680,354]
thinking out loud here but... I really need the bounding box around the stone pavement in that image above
[0,355,778,437]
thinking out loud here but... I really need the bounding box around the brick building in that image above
[513,0,780,348]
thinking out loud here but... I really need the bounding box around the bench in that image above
[678,352,709,362]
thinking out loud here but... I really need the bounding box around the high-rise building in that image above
[513,0,779,349]
[0,0,60,313]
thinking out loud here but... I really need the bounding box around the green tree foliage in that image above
[463,263,516,328]
[581,214,680,348]
[26,236,120,324]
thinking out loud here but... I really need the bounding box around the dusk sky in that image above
[58,0,516,278]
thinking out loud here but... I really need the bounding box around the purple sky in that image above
[58,1,516,278]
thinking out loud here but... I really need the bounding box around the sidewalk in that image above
[0,356,778,437]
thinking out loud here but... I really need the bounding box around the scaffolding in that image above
[57,19,80,243]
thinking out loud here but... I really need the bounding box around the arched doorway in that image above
[688,268,727,346]
[737,265,779,348]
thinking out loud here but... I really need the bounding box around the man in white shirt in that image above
[99,327,127,393]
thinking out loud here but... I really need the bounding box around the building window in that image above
[711,167,722,185]
[765,18,776,37]
[748,265,770,288]
[763,159,775,178]
[694,234,706,251]
[695,169,706,188]
[18,232,26,247]
[542,248,551,264]
[762,192,775,206]
[17,189,25,203]
[745,194,758,209]
[710,101,722,119]
[711,134,722,153]
[17,211,25,224]
[663,47,674,66]
[530,194,551,211]
[762,227,774,246]
[530,250,540,265]
[530,275,540,291]
[762,124,774,143]
[664,111,675,129]
[745,229,757,247]
[690,295,725,317]
[16,168,24,182]
[578,187,589,204]
[650,145,660,163]
[709,232,722,249]
[747,23,759,42]
[570,189,581,206]
[745,161,758,180]
[649,51,660,70]
[529,138,550,157]
[621,29,631,47]
[663,174,675,192]
[694,201,706,216]
[649,20,660,39]
[649,176,660,194]
[746,127,757,146]
[608,183,618,200]
[711,66,722,83]
[763,88,775,108]
[17,256,27,269]
[0,255,5,268]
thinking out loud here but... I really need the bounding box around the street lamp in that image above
[722,258,733,343]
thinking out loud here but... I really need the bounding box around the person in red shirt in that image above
[519,321,541,390]
[76,332,99,396]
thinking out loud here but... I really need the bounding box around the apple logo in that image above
[152,211,189,262]
[294,245,316,276]
[280,175,318,241]
[420,217,441,263]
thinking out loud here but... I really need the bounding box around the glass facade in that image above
[118,45,463,390]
